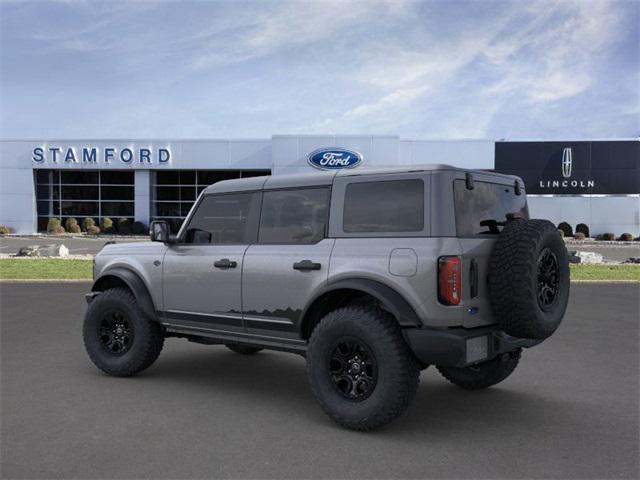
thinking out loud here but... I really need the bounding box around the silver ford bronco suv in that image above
[84,166,570,431]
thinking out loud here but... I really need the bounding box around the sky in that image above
[1,0,638,140]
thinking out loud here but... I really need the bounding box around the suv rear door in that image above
[451,172,529,328]
[242,186,334,340]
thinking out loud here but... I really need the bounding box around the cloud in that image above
[191,1,412,70]
[1,0,637,139]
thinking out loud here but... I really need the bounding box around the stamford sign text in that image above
[32,146,171,165]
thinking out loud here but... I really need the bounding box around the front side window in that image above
[184,193,257,244]
[343,179,424,233]
[259,188,329,244]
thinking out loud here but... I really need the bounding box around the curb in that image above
[0,279,92,283]
[1,279,637,284]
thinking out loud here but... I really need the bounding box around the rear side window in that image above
[343,179,424,233]
[259,188,329,244]
[454,180,529,236]
[184,193,257,244]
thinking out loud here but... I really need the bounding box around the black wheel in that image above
[306,305,420,431]
[83,288,164,377]
[225,344,263,355]
[488,219,570,339]
[437,349,521,390]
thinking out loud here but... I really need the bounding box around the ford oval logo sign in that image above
[307,148,362,170]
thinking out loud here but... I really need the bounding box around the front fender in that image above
[92,267,158,321]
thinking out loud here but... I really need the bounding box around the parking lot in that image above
[1,282,638,479]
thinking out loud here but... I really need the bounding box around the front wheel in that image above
[306,305,420,431]
[436,349,521,390]
[83,288,164,377]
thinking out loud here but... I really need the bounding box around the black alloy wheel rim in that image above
[328,337,378,401]
[99,310,134,355]
[537,247,559,310]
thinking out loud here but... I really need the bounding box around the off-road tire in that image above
[437,349,521,390]
[226,344,263,355]
[488,219,569,339]
[83,288,164,377]
[306,305,420,431]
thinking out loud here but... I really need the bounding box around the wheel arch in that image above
[300,278,421,339]
[92,267,158,321]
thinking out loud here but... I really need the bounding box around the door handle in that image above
[470,259,479,298]
[293,260,321,271]
[214,258,237,269]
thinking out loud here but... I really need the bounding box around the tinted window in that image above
[454,180,529,236]
[259,188,329,244]
[343,179,424,233]
[184,193,256,244]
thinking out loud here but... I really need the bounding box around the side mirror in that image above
[150,220,170,243]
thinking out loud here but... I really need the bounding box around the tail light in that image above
[438,256,461,305]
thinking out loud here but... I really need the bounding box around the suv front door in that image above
[161,192,260,333]
[242,187,334,340]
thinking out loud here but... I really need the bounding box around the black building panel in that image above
[495,140,639,195]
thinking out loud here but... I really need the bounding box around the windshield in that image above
[454,179,528,236]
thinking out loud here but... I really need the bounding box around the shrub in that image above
[116,217,132,235]
[0,224,13,234]
[46,218,62,234]
[86,225,101,235]
[618,233,634,242]
[599,232,615,241]
[557,229,565,238]
[82,217,96,231]
[50,225,66,235]
[573,232,586,240]
[132,221,146,235]
[557,222,573,238]
[575,223,590,238]
[64,217,81,234]
[101,217,114,234]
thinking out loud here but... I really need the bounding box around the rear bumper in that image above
[403,325,542,368]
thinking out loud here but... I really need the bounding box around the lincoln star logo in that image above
[308,148,362,170]
[538,146,595,189]
[561,147,572,178]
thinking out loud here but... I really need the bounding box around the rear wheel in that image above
[306,305,420,431]
[225,344,263,355]
[83,288,164,377]
[437,349,521,390]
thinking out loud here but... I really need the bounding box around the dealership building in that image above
[0,136,638,235]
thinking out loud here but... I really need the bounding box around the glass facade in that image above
[35,170,135,231]
[151,169,270,232]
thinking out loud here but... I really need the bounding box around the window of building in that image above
[343,179,424,233]
[151,169,270,233]
[183,193,258,244]
[35,170,134,231]
[258,188,330,244]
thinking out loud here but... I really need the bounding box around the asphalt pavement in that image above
[1,282,638,479]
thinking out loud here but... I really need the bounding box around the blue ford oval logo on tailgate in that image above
[308,148,362,170]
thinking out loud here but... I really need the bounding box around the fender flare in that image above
[92,267,158,321]
[302,278,422,328]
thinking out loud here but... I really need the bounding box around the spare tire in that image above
[488,219,569,339]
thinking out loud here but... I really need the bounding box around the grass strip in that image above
[0,259,638,281]
[0,259,92,279]
[570,263,640,281]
